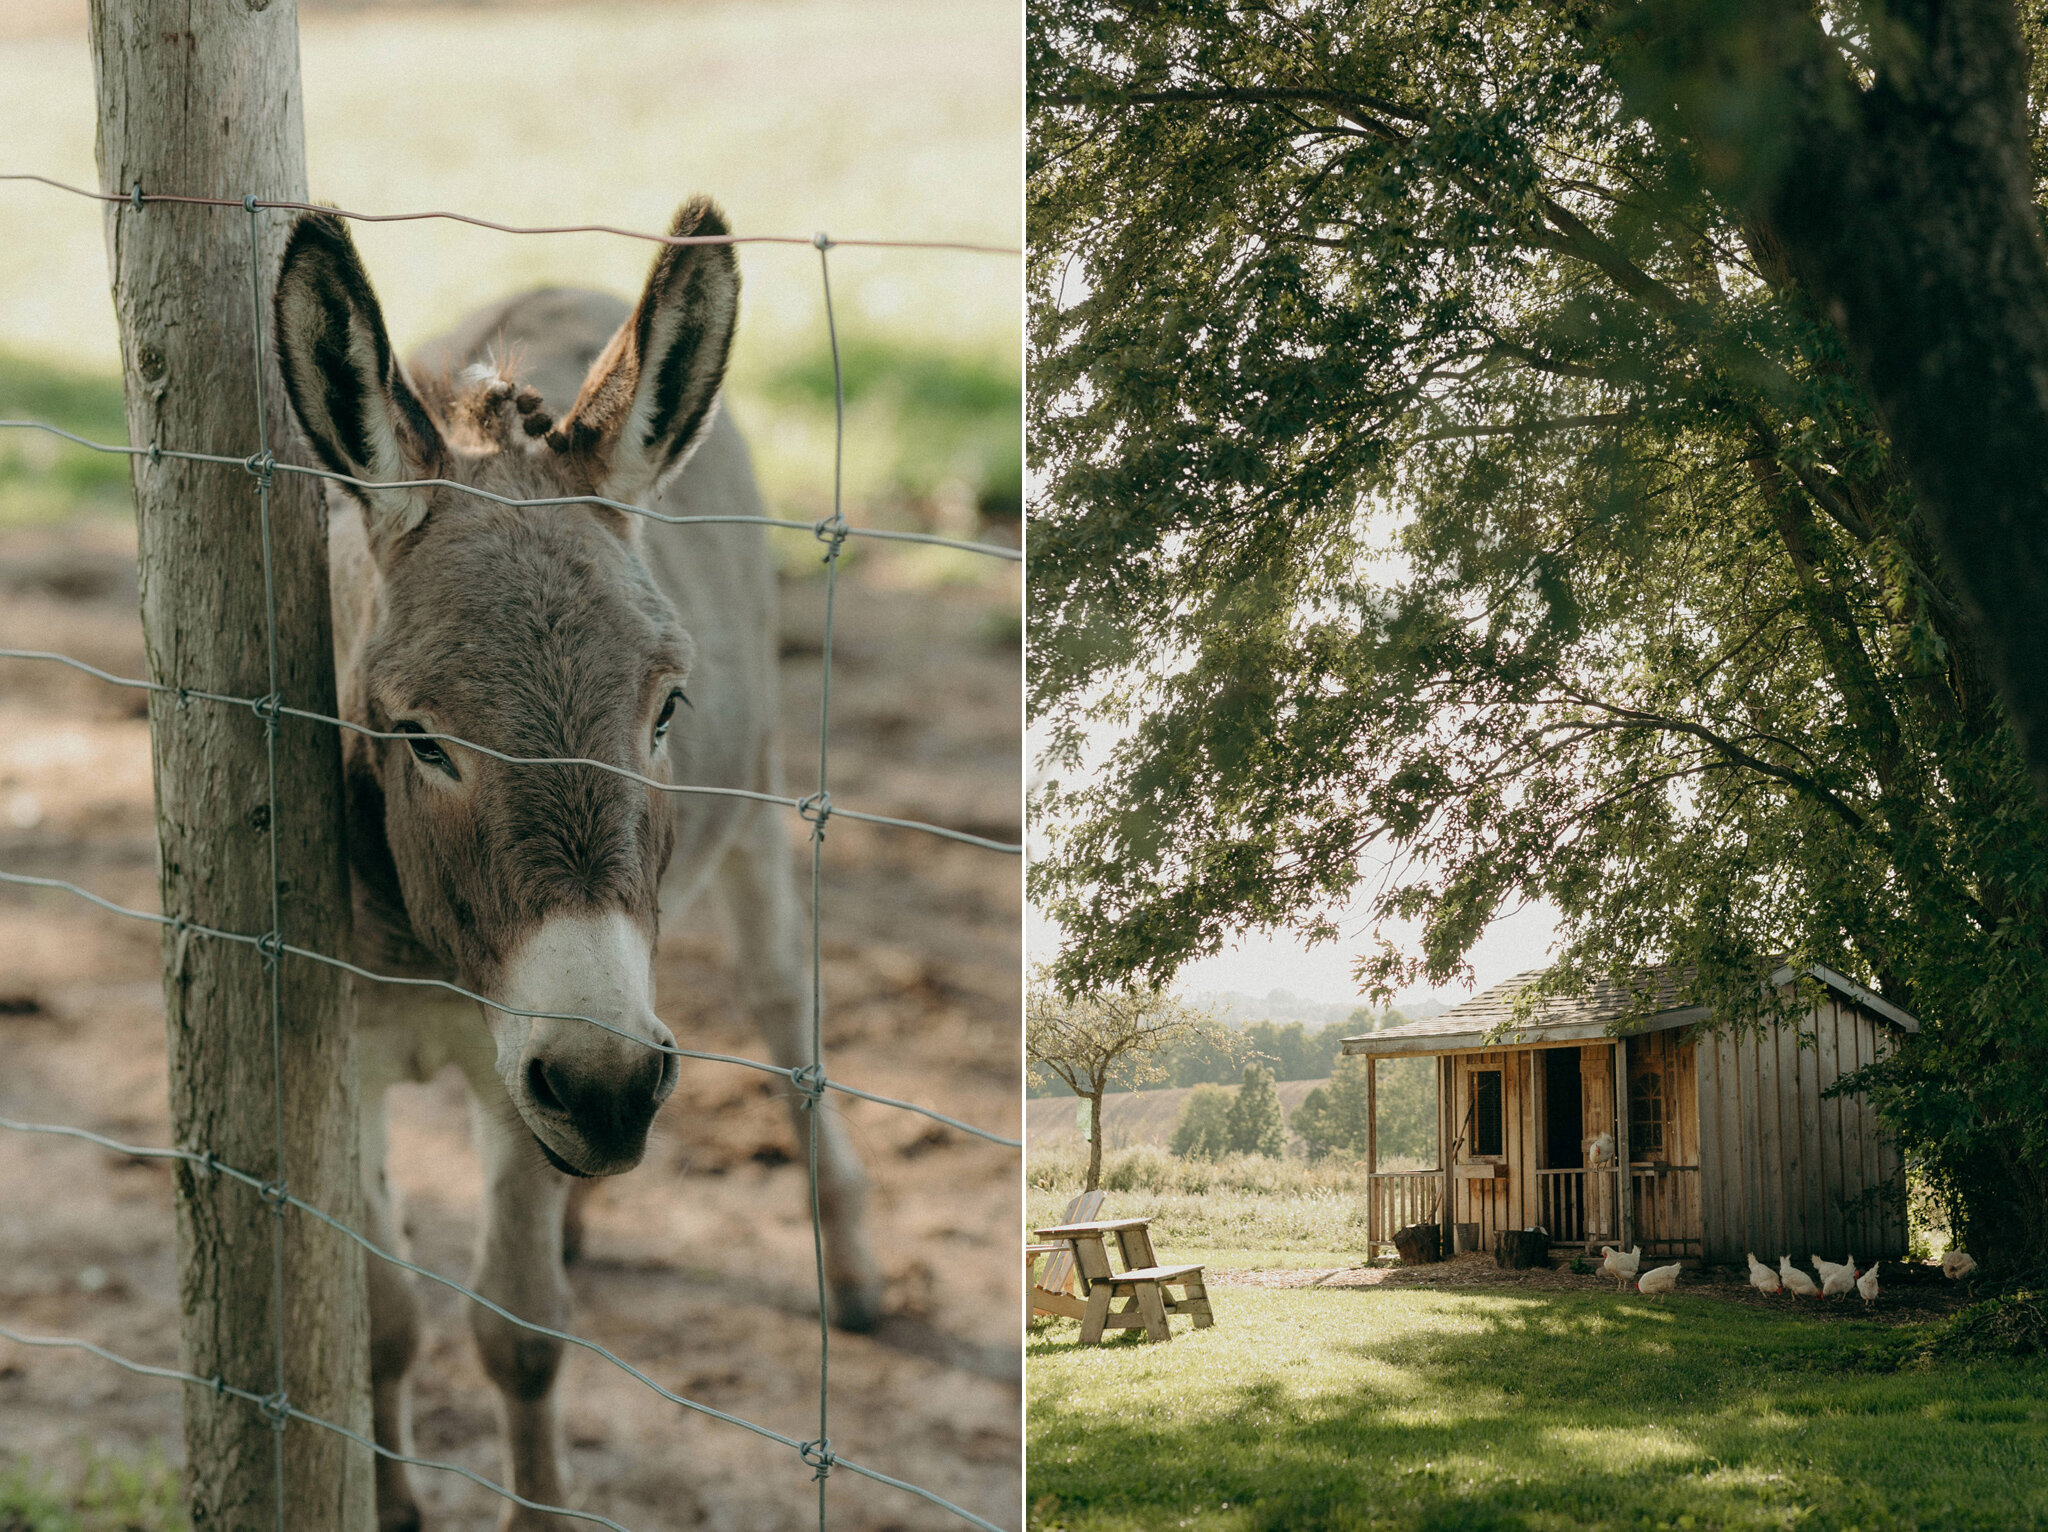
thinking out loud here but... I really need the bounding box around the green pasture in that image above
[1029,1285,2048,1532]
[0,0,1021,549]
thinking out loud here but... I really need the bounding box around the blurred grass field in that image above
[0,0,1021,549]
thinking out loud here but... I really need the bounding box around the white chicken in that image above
[1585,1130,1615,1166]
[1821,1255,1859,1300]
[1600,1244,1642,1292]
[1746,1252,1781,1296]
[1857,1261,1880,1308]
[1779,1255,1821,1298]
[1637,1261,1682,1300]
[1942,1250,1978,1280]
[1811,1253,1854,1288]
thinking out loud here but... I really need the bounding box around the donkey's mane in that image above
[413,350,559,455]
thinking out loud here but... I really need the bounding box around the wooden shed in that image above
[1339,963,1914,1264]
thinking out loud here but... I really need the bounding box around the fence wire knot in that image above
[250,692,283,736]
[242,449,274,488]
[129,182,143,213]
[790,1063,827,1109]
[255,929,283,971]
[797,791,833,832]
[812,513,850,562]
[257,1179,290,1213]
[257,1390,290,1432]
[146,441,161,466]
[799,1438,835,1480]
[193,1148,217,1182]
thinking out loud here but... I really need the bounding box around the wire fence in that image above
[0,175,1021,1532]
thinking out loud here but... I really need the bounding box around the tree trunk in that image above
[1085,1088,1104,1191]
[88,4,372,1524]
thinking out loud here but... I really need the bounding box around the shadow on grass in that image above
[1027,1287,2048,1532]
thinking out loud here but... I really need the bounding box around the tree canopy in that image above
[1030,0,2048,1262]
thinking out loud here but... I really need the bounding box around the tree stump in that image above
[1393,1223,1442,1266]
[1494,1228,1551,1269]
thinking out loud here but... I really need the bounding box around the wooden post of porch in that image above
[1437,1054,1454,1253]
[1614,1037,1633,1250]
[1366,1054,1378,1177]
[1365,1053,1379,1250]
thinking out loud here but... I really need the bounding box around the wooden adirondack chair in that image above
[1027,1188,1106,1324]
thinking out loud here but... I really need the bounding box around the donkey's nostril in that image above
[526,1057,565,1114]
[652,1048,681,1107]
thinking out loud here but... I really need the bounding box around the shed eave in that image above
[1339,1005,1710,1058]
[1774,961,1921,1033]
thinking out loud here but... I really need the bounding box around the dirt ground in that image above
[1207,1249,1972,1324]
[0,517,1022,1530]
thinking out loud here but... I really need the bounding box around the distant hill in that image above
[1025,1078,1332,1153]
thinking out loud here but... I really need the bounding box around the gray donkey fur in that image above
[272,201,877,1530]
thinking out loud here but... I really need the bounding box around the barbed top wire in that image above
[0,172,1022,255]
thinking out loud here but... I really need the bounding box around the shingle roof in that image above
[1339,961,1917,1057]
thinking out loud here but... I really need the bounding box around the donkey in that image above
[272,200,879,1529]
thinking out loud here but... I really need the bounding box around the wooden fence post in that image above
[88,2,372,1523]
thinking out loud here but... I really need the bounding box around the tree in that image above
[1169,1083,1235,1160]
[1027,967,1224,1189]
[1029,1,2048,1265]
[89,0,369,1520]
[1611,0,2048,803]
[1225,1063,1287,1158]
[1293,1056,1373,1162]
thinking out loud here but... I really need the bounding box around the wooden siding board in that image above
[1798,1012,1825,1261]
[1719,1030,1746,1264]
[1778,1016,1806,1258]
[1816,1002,1843,1258]
[1697,1033,1723,1259]
[1754,1027,1781,1259]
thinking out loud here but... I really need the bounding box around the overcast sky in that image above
[1026,896,1560,1013]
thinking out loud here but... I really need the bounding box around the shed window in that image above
[1629,1068,1666,1156]
[1471,1069,1504,1157]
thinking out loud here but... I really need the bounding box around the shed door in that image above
[1544,1047,1583,1169]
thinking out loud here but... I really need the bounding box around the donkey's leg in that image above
[718,805,882,1330]
[362,1075,425,1531]
[461,1069,576,1530]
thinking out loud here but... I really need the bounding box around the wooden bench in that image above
[1029,1189,1105,1327]
[1034,1216,1213,1343]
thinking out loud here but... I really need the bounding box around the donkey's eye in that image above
[393,721,459,780]
[652,688,690,747]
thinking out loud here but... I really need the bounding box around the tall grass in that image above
[1028,1145,1377,1267]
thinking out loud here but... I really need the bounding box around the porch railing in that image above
[1366,1170,1444,1245]
[1630,1164,1703,1257]
[1537,1166,1622,1246]
[1536,1164,1701,1255]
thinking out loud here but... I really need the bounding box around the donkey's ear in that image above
[551,197,739,504]
[273,212,445,559]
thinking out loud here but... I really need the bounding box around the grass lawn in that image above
[0,1451,182,1531]
[1028,1284,2048,1532]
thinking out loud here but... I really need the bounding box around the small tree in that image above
[1027,965,1223,1190]
[1292,1054,1374,1161]
[1169,1083,1234,1160]
[1225,1063,1286,1158]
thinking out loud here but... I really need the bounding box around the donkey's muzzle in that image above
[521,1044,673,1176]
